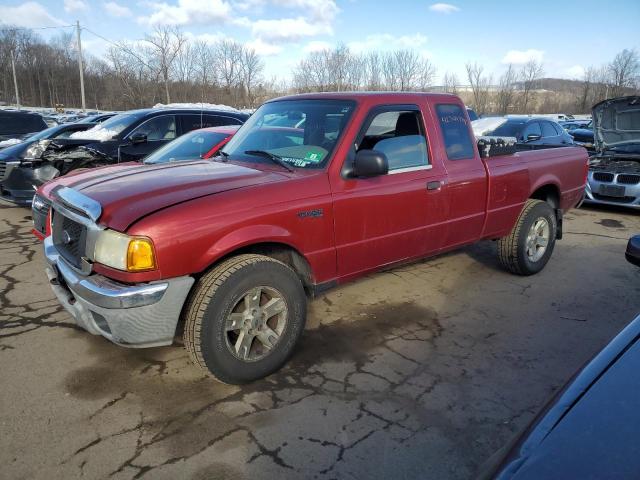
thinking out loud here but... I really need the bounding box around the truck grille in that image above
[593,172,614,182]
[617,174,640,185]
[52,211,87,269]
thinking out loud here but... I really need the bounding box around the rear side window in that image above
[436,104,475,160]
[358,109,429,171]
[181,115,243,133]
[541,122,557,137]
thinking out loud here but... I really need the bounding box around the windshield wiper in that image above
[244,150,294,172]
[215,150,229,162]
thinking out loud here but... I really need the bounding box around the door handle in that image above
[427,181,442,191]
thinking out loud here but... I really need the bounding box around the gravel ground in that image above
[1,202,638,480]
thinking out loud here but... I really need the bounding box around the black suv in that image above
[0,107,249,205]
[0,111,48,142]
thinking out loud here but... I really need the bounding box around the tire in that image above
[497,199,557,276]
[183,254,307,384]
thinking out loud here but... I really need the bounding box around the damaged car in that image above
[0,107,249,205]
[584,96,640,209]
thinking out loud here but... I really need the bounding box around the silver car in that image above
[584,96,640,210]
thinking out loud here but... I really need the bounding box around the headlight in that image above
[94,230,157,272]
[22,140,51,160]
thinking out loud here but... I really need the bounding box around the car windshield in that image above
[144,130,230,164]
[24,125,67,142]
[222,99,355,169]
[489,120,526,137]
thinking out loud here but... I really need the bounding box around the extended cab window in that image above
[436,104,475,160]
[541,122,557,137]
[358,110,429,171]
[523,122,542,139]
[222,99,354,169]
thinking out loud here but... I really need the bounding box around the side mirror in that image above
[626,235,640,267]
[130,132,147,144]
[353,149,388,178]
[526,134,542,142]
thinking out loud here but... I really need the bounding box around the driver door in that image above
[119,114,177,161]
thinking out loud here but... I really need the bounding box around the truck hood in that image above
[592,96,640,154]
[50,160,286,231]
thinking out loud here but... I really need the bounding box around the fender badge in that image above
[297,208,323,219]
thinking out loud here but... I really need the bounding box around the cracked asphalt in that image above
[1,202,639,480]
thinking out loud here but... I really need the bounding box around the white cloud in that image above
[429,3,459,14]
[143,0,232,25]
[104,1,131,17]
[251,16,332,43]
[565,65,585,79]
[64,0,88,12]
[303,40,332,53]
[246,38,282,56]
[502,49,544,64]
[184,31,225,44]
[0,2,64,28]
[348,33,428,54]
[270,0,339,23]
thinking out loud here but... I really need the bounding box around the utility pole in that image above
[11,50,20,110]
[76,20,86,111]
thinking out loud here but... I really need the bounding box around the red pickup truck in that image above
[40,93,587,384]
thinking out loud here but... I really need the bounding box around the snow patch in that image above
[471,117,507,136]
[69,125,118,141]
[152,102,240,113]
[0,138,22,148]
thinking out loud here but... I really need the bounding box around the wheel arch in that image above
[530,183,561,208]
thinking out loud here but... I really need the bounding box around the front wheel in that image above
[497,199,557,275]
[183,254,307,384]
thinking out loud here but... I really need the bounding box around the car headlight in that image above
[22,139,51,160]
[94,230,157,272]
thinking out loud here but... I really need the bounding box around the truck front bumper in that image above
[44,237,194,347]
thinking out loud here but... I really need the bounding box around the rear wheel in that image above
[497,199,557,275]
[183,254,307,384]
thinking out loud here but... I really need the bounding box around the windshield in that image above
[144,130,230,164]
[24,124,67,142]
[222,99,355,169]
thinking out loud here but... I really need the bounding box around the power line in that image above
[82,27,154,70]
[1,24,75,31]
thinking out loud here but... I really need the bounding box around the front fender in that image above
[197,224,301,273]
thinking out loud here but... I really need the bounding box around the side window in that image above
[132,115,176,141]
[522,122,542,139]
[552,122,564,135]
[436,104,475,160]
[181,114,204,132]
[541,122,557,137]
[358,109,429,171]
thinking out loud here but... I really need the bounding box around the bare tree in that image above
[576,66,596,113]
[608,48,639,97]
[465,62,492,115]
[496,64,517,114]
[442,71,459,94]
[519,59,544,112]
[144,26,186,104]
[239,46,264,107]
[217,39,243,102]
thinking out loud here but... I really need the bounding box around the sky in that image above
[1,0,639,84]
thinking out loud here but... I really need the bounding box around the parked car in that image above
[39,92,587,384]
[559,120,591,132]
[31,125,242,239]
[472,117,574,148]
[0,110,48,143]
[584,96,640,209]
[479,243,640,479]
[568,123,595,150]
[466,107,478,121]
[74,113,116,124]
[479,314,640,479]
[0,122,99,205]
[627,235,640,266]
[0,107,249,205]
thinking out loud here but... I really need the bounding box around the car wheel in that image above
[183,254,307,384]
[497,199,557,276]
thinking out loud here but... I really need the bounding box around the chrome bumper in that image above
[44,237,194,347]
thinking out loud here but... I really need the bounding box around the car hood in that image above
[592,96,640,154]
[49,160,286,231]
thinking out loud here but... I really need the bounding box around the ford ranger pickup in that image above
[39,92,588,384]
